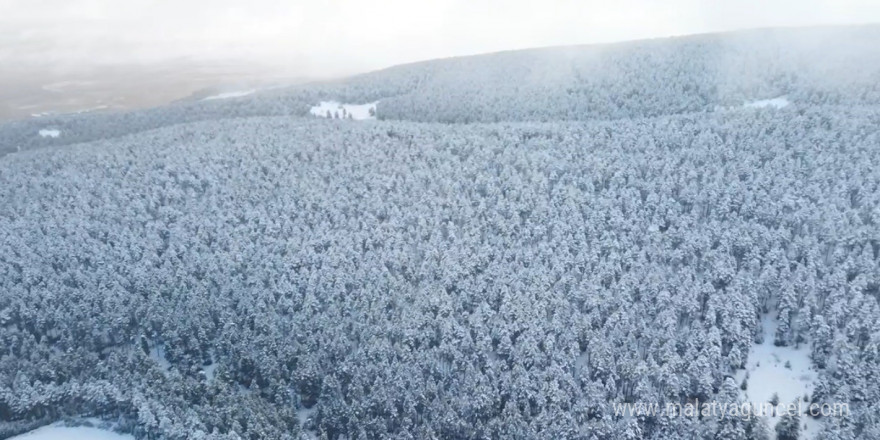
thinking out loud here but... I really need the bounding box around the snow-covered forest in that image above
[1,25,879,440]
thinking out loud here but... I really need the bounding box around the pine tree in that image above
[775,401,800,440]
[811,315,833,369]
[715,377,746,440]
[776,281,797,346]
[746,416,772,440]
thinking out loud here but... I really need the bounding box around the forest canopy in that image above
[1,25,879,440]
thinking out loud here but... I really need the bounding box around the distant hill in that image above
[314,24,880,122]
[2,24,880,440]
[2,24,879,156]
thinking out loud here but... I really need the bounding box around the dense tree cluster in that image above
[340,25,880,123]
[1,98,879,439]
[2,24,880,440]
[0,94,315,158]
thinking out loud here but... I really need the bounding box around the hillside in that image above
[331,25,880,122]
[3,25,879,156]
[1,25,879,440]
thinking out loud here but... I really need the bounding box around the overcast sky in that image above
[2,0,879,77]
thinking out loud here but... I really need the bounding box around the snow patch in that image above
[38,129,61,138]
[201,354,217,383]
[76,105,109,114]
[297,406,318,439]
[575,351,590,378]
[203,90,255,101]
[149,344,172,371]
[744,96,790,109]
[310,101,377,120]
[736,312,820,439]
[8,426,133,440]
[202,363,217,381]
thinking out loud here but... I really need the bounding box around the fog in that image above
[2,0,878,120]
[3,0,880,77]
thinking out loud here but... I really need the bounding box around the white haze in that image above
[2,0,880,77]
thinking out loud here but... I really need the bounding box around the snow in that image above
[736,312,820,439]
[744,96,790,109]
[297,406,318,440]
[575,351,590,376]
[201,360,217,383]
[203,90,256,100]
[309,101,378,120]
[149,344,171,371]
[7,426,133,440]
[203,363,216,379]
[76,105,109,114]
[38,129,61,138]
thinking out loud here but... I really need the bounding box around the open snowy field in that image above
[202,90,256,101]
[8,426,133,440]
[744,96,791,109]
[309,101,378,120]
[737,313,822,439]
[37,129,61,138]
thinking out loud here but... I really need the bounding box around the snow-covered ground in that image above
[201,352,217,383]
[38,129,61,138]
[8,426,133,440]
[31,106,108,119]
[309,101,377,120]
[202,90,256,100]
[736,312,821,439]
[297,406,318,439]
[149,344,172,371]
[75,105,110,114]
[202,361,217,382]
[744,96,790,109]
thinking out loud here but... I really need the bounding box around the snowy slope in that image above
[8,426,133,440]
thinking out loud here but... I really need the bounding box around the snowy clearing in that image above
[310,101,377,120]
[201,353,218,383]
[8,426,133,440]
[736,312,820,439]
[297,406,318,439]
[149,344,172,371]
[744,96,790,109]
[203,90,256,101]
[38,129,61,138]
[202,362,217,382]
[76,105,109,114]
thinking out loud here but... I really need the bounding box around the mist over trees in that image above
[1,25,879,440]
[4,25,878,158]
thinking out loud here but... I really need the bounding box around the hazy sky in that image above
[2,0,879,77]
